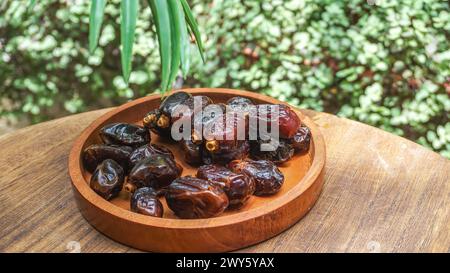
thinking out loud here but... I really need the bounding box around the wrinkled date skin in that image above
[143,109,165,136]
[83,144,133,172]
[202,112,249,164]
[287,125,311,153]
[250,139,294,164]
[202,110,247,139]
[128,155,182,190]
[171,95,214,138]
[160,91,192,118]
[166,176,229,219]
[129,144,174,168]
[100,123,150,148]
[90,159,125,200]
[256,104,301,139]
[191,103,228,142]
[197,165,255,209]
[227,96,254,114]
[172,95,213,123]
[143,92,192,137]
[180,140,203,165]
[228,159,284,196]
[130,187,164,217]
[191,104,250,164]
[193,103,227,130]
[203,140,250,165]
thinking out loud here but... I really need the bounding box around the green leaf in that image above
[167,0,182,90]
[27,0,37,11]
[180,0,205,63]
[149,0,172,92]
[89,0,107,54]
[173,0,190,77]
[120,0,139,84]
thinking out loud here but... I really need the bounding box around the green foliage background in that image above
[0,0,449,158]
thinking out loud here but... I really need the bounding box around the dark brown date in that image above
[286,125,311,153]
[90,159,125,200]
[129,144,174,168]
[130,187,164,217]
[201,109,250,164]
[144,93,212,139]
[197,165,255,209]
[203,140,250,165]
[191,103,227,143]
[83,144,132,172]
[166,176,229,219]
[227,96,254,114]
[143,92,192,136]
[255,104,301,139]
[100,123,150,148]
[160,91,192,118]
[128,154,182,191]
[172,95,213,123]
[228,159,284,196]
[250,139,294,164]
[180,140,203,165]
[193,103,227,131]
[143,109,166,136]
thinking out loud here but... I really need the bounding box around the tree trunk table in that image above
[0,109,448,253]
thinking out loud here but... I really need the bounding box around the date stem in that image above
[157,115,170,128]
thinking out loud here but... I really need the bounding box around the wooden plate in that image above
[68,88,326,252]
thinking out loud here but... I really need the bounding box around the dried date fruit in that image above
[172,95,213,123]
[286,125,311,153]
[203,140,250,165]
[166,176,229,219]
[197,165,255,209]
[83,144,133,172]
[193,103,227,129]
[129,144,174,168]
[202,111,250,164]
[130,187,164,217]
[143,93,212,139]
[227,96,254,114]
[90,159,125,200]
[143,109,167,137]
[250,139,294,164]
[228,159,284,196]
[100,123,150,148]
[127,154,182,192]
[180,140,203,165]
[191,103,227,140]
[171,95,214,139]
[160,91,192,118]
[143,92,192,136]
[255,104,301,139]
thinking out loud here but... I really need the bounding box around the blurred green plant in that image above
[1,0,449,158]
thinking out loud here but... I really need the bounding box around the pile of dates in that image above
[83,91,311,219]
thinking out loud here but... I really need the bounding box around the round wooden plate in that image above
[69,88,326,252]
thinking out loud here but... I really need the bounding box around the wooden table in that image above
[0,109,448,253]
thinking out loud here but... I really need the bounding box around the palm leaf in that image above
[173,0,190,77]
[180,0,205,63]
[167,0,182,90]
[149,0,172,92]
[89,0,107,54]
[120,0,139,84]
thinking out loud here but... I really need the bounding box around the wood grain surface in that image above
[0,108,449,253]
